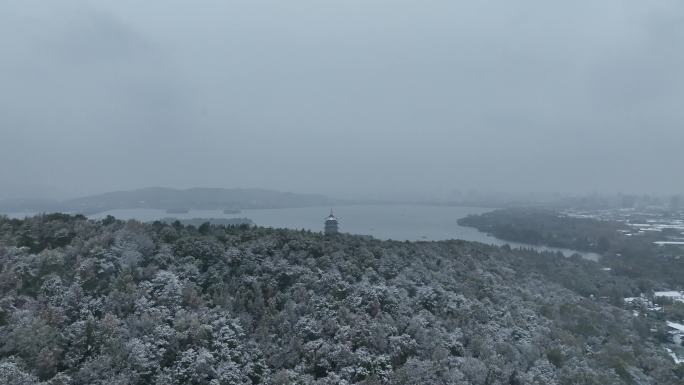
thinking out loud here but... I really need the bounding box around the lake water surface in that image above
[78,204,600,261]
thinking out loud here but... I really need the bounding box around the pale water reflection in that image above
[80,204,601,261]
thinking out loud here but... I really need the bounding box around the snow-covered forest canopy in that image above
[0,214,681,384]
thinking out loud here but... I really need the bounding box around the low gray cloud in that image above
[1,0,682,199]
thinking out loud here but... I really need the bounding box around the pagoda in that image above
[324,209,339,235]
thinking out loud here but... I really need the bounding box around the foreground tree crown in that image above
[0,214,681,384]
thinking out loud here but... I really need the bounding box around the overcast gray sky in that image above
[1,0,683,200]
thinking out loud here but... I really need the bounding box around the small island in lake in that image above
[165,208,190,214]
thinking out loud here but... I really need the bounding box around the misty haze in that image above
[1,1,684,384]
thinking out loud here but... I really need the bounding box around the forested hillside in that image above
[458,208,684,287]
[0,215,680,384]
[458,209,626,253]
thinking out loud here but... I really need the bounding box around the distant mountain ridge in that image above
[1,187,339,215]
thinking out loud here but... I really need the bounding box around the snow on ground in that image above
[666,321,684,333]
[665,348,684,364]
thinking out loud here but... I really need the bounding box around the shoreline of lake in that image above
[3,204,600,261]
